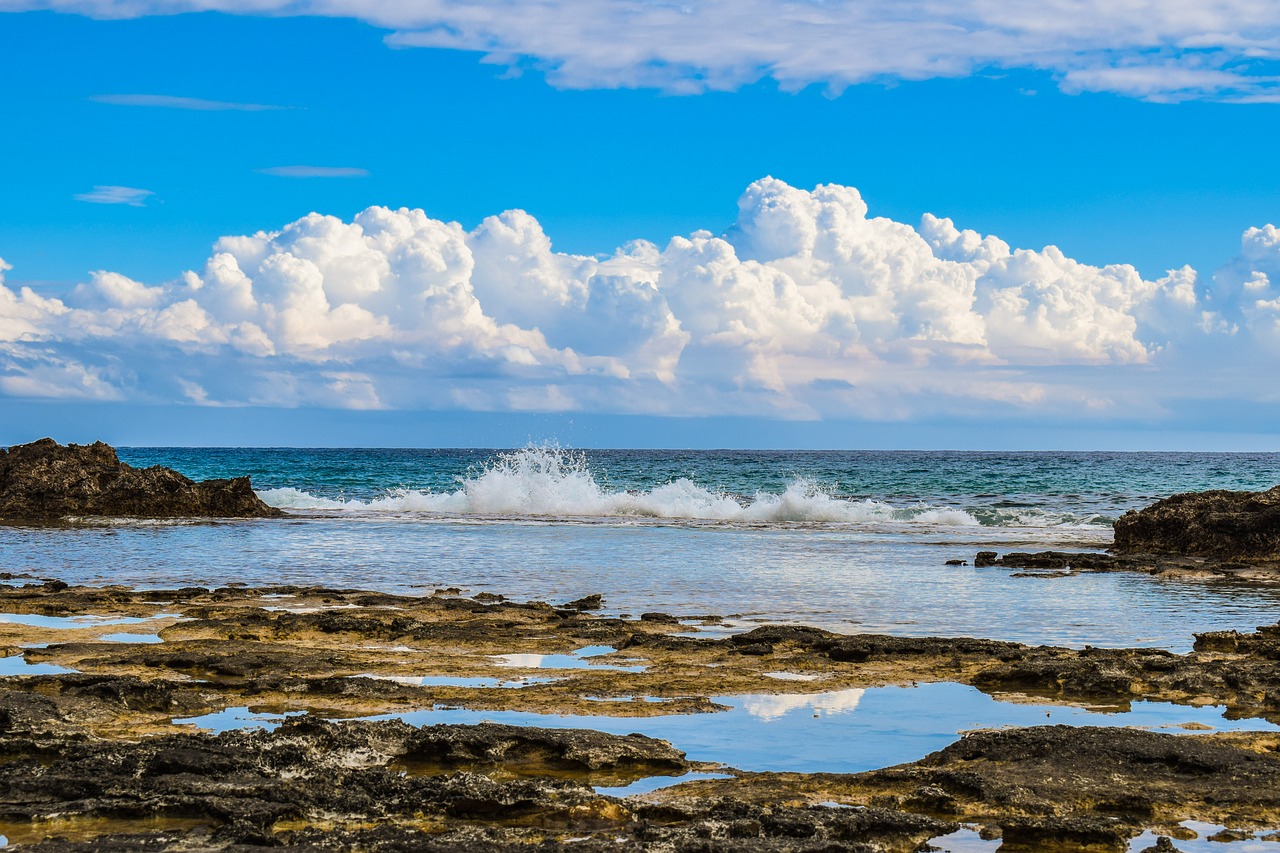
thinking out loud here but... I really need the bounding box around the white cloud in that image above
[72,185,155,206]
[9,0,1280,101]
[1212,224,1280,348]
[90,94,285,111]
[0,259,68,342]
[0,359,124,400]
[256,166,370,178]
[0,179,1274,422]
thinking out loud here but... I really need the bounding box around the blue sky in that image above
[2,2,1280,448]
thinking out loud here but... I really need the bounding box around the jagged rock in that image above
[1113,486,1280,560]
[0,438,281,520]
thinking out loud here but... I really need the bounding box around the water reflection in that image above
[176,683,1280,776]
[741,687,865,721]
[491,646,647,672]
[0,655,76,676]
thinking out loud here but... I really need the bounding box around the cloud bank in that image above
[7,0,1280,101]
[1,178,1276,424]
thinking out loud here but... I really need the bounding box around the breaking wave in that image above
[255,446,1106,529]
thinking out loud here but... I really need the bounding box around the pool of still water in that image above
[168,682,1280,848]
[175,681,1280,776]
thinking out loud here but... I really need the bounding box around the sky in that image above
[2,1,1280,449]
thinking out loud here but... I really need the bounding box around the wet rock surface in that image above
[2,579,1280,849]
[972,548,1280,581]
[0,438,281,520]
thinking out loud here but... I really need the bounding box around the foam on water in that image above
[256,446,1092,529]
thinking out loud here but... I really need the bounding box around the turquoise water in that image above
[1,447,1279,650]
[116,447,1280,528]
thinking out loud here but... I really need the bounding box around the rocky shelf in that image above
[1,579,1280,850]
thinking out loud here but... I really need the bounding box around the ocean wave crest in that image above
[254,446,1108,530]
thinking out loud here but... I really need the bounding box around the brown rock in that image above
[1113,486,1280,560]
[0,438,282,520]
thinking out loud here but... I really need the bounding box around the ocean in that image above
[4,446,1280,652]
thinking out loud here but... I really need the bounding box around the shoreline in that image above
[3,578,1280,850]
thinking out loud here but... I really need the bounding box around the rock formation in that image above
[0,438,282,520]
[1113,485,1280,559]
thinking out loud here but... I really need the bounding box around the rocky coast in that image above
[1,578,1280,851]
[3,440,1280,851]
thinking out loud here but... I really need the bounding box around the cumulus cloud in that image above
[72,185,155,206]
[8,0,1280,101]
[0,179,1274,422]
[1210,224,1280,347]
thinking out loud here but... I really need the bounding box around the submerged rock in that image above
[1113,486,1280,560]
[0,438,281,520]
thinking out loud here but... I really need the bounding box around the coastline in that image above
[3,577,1280,851]
[6,441,1280,849]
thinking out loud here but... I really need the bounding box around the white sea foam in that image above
[255,446,1094,529]
[255,487,349,510]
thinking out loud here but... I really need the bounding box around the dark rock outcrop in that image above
[860,724,1280,833]
[405,722,687,775]
[0,716,954,852]
[1113,486,1280,560]
[0,438,281,520]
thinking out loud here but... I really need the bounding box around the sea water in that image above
[2,447,1280,651]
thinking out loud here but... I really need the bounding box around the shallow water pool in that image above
[174,681,1280,774]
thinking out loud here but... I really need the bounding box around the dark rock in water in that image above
[998,816,1133,851]
[405,722,687,774]
[0,438,282,520]
[1137,838,1184,853]
[1113,486,1280,559]
[639,611,680,623]
[562,593,605,611]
